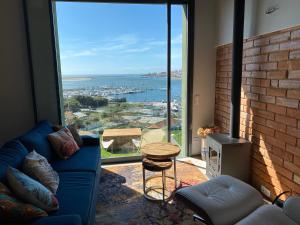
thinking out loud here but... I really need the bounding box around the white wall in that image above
[216,0,258,45]
[191,0,217,155]
[255,0,300,35]
[216,0,300,46]
[0,0,35,144]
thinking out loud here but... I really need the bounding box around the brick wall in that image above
[215,25,300,198]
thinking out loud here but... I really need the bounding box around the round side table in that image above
[141,142,181,201]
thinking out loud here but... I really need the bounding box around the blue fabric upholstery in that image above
[51,145,100,173]
[0,121,101,225]
[52,172,96,225]
[20,121,55,161]
[31,215,82,225]
[0,140,28,182]
[81,136,100,146]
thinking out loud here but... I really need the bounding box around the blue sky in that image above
[55,3,183,75]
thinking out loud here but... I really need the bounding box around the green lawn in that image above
[101,148,140,159]
[172,129,182,146]
[100,129,182,159]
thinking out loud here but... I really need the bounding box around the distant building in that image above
[73,112,87,118]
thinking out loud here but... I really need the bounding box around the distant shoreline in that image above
[62,74,182,81]
[62,77,93,81]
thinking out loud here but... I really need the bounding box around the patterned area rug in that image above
[95,160,207,225]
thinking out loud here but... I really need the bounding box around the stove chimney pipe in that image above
[230,0,245,138]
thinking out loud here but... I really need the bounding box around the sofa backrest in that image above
[20,120,55,161]
[0,140,28,182]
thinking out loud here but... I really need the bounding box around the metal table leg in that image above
[142,165,146,193]
[162,171,166,202]
[174,156,177,189]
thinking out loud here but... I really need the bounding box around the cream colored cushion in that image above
[23,150,59,194]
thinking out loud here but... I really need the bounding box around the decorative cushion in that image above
[0,140,28,182]
[23,151,59,194]
[48,128,80,160]
[53,124,83,146]
[20,121,55,161]
[6,167,59,212]
[0,183,47,224]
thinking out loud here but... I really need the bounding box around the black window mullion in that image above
[167,0,171,142]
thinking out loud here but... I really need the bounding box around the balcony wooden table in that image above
[102,128,142,151]
[141,142,181,188]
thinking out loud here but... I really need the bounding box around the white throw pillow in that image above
[23,150,59,194]
[6,167,59,212]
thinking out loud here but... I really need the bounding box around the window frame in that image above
[49,0,194,162]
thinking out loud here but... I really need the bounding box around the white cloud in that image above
[60,50,97,59]
[121,47,151,53]
[59,32,182,74]
[74,50,96,57]
[147,40,166,46]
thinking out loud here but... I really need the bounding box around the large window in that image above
[53,1,191,161]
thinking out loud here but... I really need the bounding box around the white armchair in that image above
[132,138,141,152]
[101,138,114,153]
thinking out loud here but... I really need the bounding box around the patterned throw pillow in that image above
[0,182,47,224]
[6,167,59,212]
[23,151,59,194]
[53,124,83,146]
[48,128,80,160]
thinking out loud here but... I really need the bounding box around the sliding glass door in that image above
[53,0,191,162]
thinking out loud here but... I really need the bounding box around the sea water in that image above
[62,74,182,103]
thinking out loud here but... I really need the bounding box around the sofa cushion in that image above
[23,150,60,194]
[53,124,83,146]
[6,167,59,212]
[31,215,82,225]
[48,128,80,160]
[51,145,100,173]
[52,171,96,225]
[20,121,55,161]
[235,205,298,225]
[0,140,28,182]
[0,182,47,224]
[175,175,264,225]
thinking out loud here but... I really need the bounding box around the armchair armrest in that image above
[283,196,300,224]
[81,135,100,146]
[31,215,82,225]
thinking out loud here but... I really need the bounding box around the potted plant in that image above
[197,126,219,161]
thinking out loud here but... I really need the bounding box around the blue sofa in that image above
[0,121,101,225]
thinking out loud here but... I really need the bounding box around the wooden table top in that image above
[141,142,181,159]
[102,128,142,138]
